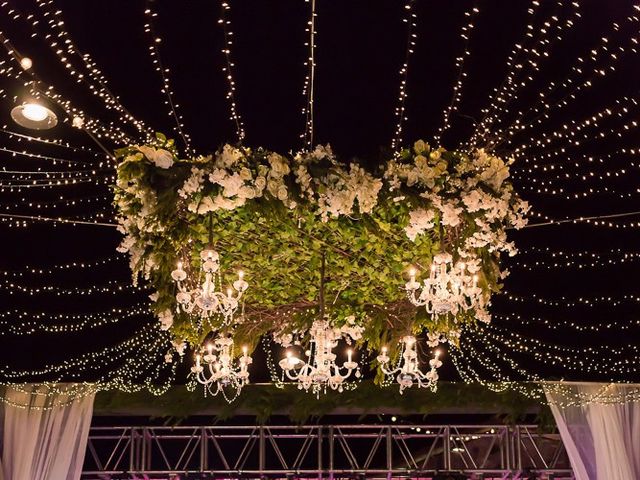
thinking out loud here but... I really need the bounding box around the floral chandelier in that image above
[114,134,528,398]
[191,333,252,401]
[170,215,248,326]
[377,335,443,394]
[405,252,486,322]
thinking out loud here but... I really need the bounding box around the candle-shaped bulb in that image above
[242,345,248,355]
[227,287,232,297]
[408,267,416,278]
[286,350,293,358]
[347,349,353,362]
[177,261,183,270]
[473,274,479,284]
[382,346,388,354]
[434,349,441,358]
[238,270,244,279]
[196,354,201,366]
[207,343,213,354]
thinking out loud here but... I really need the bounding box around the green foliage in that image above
[94,381,546,423]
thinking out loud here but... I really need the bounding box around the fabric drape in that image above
[544,382,640,480]
[1,384,95,480]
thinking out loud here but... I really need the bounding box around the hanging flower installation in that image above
[114,133,528,395]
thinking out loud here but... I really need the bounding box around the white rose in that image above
[254,176,267,191]
[239,167,253,181]
[277,185,288,201]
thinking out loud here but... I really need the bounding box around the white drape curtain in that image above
[544,382,640,480]
[0,384,95,480]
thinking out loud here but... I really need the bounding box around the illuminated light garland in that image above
[513,149,640,175]
[0,322,167,379]
[512,96,639,155]
[494,311,640,332]
[0,146,104,167]
[509,250,640,269]
[143,0,193,153]
[1,253,124,277]
[524,209,640,229]
[0,129,104,157]
[218,1,245,142]
[501,292,640,308]
[469,0,569,146]
[498,9,640,148]
[477,323,640,375]
[433,1,480,145]
[301,0,317,148]
[0,33,137,146]
[513,164,634,185]
[0,174,116,191]
[9,0,153,141]
[0,303,150,334]
[0,278,145,297]
[0,212,118,228]
[390,0,417,150]
[0,193,113,212]
[517,182,640,199]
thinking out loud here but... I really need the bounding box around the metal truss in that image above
[82,424,573,479]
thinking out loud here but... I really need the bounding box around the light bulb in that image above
[20,57,33,70]
[408,267,416,277]
[22,103,49,121]
[238,270,244,279]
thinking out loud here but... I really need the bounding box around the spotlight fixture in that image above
[11,101,58,130]
[19,56,33,70]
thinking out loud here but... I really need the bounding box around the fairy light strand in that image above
[391,0,417,150]
[219,1,245,142]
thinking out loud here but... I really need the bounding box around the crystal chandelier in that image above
[405,252,482,318]
[191,333,252,402]
[279,318,360,395]
[278,253,361,395]
[170,216,248,324]
[376,335,442,393]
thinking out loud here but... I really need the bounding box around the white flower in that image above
[138,146,174,169]
[276,185,288,201]
[239,167,253,181]
[221,173,244,197]
[209,168,227,185]
[217,144,243,167]
[158,309,173,330]
[254,176,267,191]
[405,208,435,241]
[268,153,290,178]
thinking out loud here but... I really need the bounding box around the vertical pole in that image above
[328,426,334,480]
[259,426,265,477]
[386,426,392,479]
[201,426,207,472]
[444,426,451,471]
[317,426,323,480]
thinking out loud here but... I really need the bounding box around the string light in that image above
[509,250,640,270]
[0,303,150,334]
[433,1,480,146]
[301,0,317,149]
[390,0,417,150]
[218,1,245,142]
[1,254,124,277]
[497,7,640,148]
[143,0,193,152]
[0,278,145,297]
[7,0,153,141]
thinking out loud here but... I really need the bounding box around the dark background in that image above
[0,0,639,387]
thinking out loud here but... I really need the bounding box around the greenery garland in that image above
[114,134,528,363]
[94,381,546,424]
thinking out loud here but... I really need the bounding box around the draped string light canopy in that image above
[0,0,638,408]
